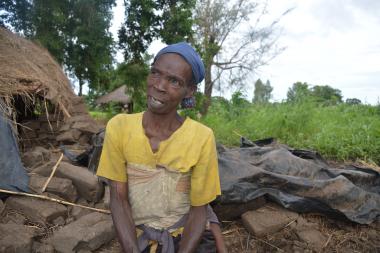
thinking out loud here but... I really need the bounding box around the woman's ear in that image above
[185,84,196,98]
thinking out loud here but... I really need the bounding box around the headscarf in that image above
[154,42,205,85]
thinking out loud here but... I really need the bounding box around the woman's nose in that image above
[153,77,167,92]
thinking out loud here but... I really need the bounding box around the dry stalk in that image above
[252,235,284,252]
[58,101,71,118]
[44,98,54,132]
[0,188,111,214]
[246,233,250,251]
[41,153,64,192]
[222,228,240,235]
[323,233,333,249]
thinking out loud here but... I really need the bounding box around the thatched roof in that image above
[96,85,132,105]
[0,27,78,118]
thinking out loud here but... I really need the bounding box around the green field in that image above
[90,100,380,165]
[201,100,380,165]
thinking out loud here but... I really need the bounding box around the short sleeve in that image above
[96,116,127,182]
[190,131,221,206]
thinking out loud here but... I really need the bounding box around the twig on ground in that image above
[323,233,333,249]
[252,235,284,252]
[246,233,250,251]
[41,153,63,193]
[222,228,240,235]
[284,219,297,229]
[0,188,111,214]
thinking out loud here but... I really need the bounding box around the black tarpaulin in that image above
[218,142,380,224]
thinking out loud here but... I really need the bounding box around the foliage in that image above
[110,59,150,112]
[286,82,312,103]
[201,98,380,164]
[66,0,115,95]
[253,79,273,103]
[346,98,362,105]
[287,82,343,105]
[118,0,195,62]
[179,91,205,119]
[116,0,195,112]
[193,0,287,114]
[311,85,342,105]
[1,0,116,96]
[157,0,195,44]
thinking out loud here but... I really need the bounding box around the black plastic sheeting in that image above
[60,129,105,174]
[64,132,380,225]
[0,114,29,192]
[218,139,380,224]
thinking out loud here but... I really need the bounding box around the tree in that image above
[346,98,362,105]
[117,0,195,112]
[193,0,287,114]
[311,85,342,105]
[118,0,195,62]
[287,82,311,102]
[66,0,115,95]
[253,79,272,103]
[287,82,343,105]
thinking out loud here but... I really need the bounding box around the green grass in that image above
[89,110,115,122]
[89,100,380,165]
[201,101,380,164]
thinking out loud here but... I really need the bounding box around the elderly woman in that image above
[97,42,226,253]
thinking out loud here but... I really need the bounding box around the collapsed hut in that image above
[0,27,101,149]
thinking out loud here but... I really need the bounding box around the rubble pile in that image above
[223,203,380,252]
[0,147,113,253]
[20,97,101,150]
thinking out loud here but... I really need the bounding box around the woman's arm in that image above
[109,180,140,253]
[178,205,207,253]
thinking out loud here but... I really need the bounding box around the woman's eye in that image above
[169,78,180,86]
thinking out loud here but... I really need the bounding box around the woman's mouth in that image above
[148,96,165,109]
[151,96,163,105]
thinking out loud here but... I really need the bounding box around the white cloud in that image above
[256,0,380,104]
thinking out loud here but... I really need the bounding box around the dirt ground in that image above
[93,213,380,253]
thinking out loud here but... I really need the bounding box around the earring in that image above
[181,97,196,109]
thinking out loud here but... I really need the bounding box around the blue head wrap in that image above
[154,42,205,84]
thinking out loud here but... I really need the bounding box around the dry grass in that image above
[222,214,380,253]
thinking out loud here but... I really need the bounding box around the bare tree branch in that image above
[194,0,291,114]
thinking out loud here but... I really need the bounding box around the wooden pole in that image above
[41,153,64,193]
[0,188,111,214]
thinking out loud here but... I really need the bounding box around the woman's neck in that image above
[143,110,184,137]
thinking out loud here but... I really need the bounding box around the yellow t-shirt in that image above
[96,112,221,206]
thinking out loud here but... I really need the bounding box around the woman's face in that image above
[146,53,194,115]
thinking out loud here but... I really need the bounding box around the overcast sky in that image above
[111,0,380,104]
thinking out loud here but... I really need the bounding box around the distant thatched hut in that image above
[96,85,133,113]
[0,27,101,149]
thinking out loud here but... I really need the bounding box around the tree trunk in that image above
[201,58,213,115]
[78,79,83,96]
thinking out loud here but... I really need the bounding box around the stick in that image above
[44,99,54,132]
[283,219,297,229]
[41,153,64,193]
[323,233,332,249]
[0,188,111,214]
[252,235,284,252]
[58,101,71,118]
